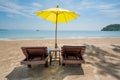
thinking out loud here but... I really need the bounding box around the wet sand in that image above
[0,38,120,80]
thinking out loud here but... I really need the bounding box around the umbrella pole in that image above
[55,24,57,48]
[55,13,58,48]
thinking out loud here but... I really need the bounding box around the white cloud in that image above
[32,3,42,8]
[0,0,120,18]
[0,0,43,18]
[93,3,120,17]
[101,9,120,16]
[6,14,17,18]
[64,0,120,17]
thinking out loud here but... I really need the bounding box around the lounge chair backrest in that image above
[61,46,86,55]
[21,47,48,59]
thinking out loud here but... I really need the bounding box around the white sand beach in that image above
[0,38,120,80]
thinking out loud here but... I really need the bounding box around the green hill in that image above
[101,24,120,31]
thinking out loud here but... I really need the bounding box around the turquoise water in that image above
[0,30,120,39]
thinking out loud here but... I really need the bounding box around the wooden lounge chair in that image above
[61,45,86,66]
[20,47,50,68]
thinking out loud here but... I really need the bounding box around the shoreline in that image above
[0,37,120,41]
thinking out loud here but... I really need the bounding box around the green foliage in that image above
[101,24,120,31]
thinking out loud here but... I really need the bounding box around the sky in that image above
[0,0,120,31]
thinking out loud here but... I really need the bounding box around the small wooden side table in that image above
[49,48,61,65]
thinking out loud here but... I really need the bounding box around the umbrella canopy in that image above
[35,5,79,48]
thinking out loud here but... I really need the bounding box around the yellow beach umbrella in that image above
[35,5,79,48]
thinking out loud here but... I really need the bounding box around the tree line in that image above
[101,24,120,31]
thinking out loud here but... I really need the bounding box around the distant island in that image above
[101,24,120,31]
[0,29,8,31]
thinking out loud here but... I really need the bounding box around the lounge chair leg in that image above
[45,61,48,67]
[62,63,65,66]
[50,55,52,65]
[79,64,81,66]
[27,65,31,68]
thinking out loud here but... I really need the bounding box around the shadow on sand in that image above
[6,63,84,80]
[111,44,120,53]
[84,44,120,80]
[7,44,120,80]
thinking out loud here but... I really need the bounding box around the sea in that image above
[0,30,120,39]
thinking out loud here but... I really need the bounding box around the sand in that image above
[0,38,120,80]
